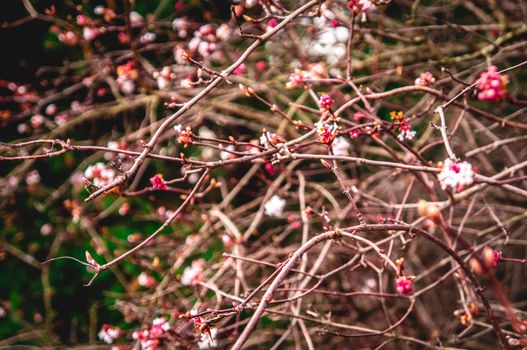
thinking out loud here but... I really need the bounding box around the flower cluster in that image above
[25,170,41,185]
[318,94,335,110]
[84,162,116,187]
[483,246,502,268]
[174,125,193,147]
[415,71,435,86]
[264,195,286,217]
[132,317,172,350]
[437,159,475,191]
[152,66,177,90]
[309,6,349,63]
[348,0,376,13]
[286,69,307,90]
[220,144,237,160]
[187,24,231,59]
[390,111,416,141]
[137,272,156,288]
[314,121,339,144]
[198,327,218,349]
[476,65,508,101]
[181,259,206,286]
[116,61,138,95]
[150,174,168,190]
[98,324,121,344]
[395,276,413,295]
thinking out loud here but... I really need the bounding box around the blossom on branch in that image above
[395,276,413,295]
[264,195,286,217]
[84,162,116,187]
[476,65,508,101]
[314,121,339,144]
[415,71,435,86]
[318,93,335,110]
[437,159,475,191]
[98,324,121,344]
[149,174,168,190]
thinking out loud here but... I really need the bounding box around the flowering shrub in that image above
[2,1,527,349]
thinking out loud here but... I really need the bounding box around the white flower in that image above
[31,114,45,128]
[198,328,218,349]
[220,145,236,160]
[332,137,350,156]
[397,129,416,141]
[174,124,183,135]
[118,78,135,95]
[98,325,121,344]
[137,272,155,287]
[181,259,205,285]
[139,32,156,44]
[83,27,99,41]
[40,223,53,236]
[94,6,105,15]
[26,170,41,185]
[438,159,474,191]
[84,162,116,187]
[264,195,286,217]
[129,11,143,26]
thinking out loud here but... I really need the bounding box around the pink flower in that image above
[314,121,338,144]
[137,272,156,287]
[483,246,502,268]
[476,65,508,101]
[264,163,278,176]
[318,93,334,110]
[232,64,246,76]
[83,27,100,41]
[348,0,376,13]
[84,162,116,187]
[45,104,57,116]
[181,259,205,285]
[286,69,307,89]
[149,317,171,338]
[256,60,267,71]
[98,324,121,344]
[437,159,474,192]
[353,112,365,121]
[150,174,168,190]
[349,129,360,139]
[415,71,435,86]
[222,234,234,247]
[395,276,413,295]
[267,18,279,29]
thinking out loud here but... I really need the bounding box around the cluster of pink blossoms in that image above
[84,162,116,187]
[285,64,326,90]
[98,324,121,344]
[318,94,335,110]
[132,317,172,350]
[414,71,435,86]
[150,174,168,190]
[181,259,206,286]
[437,159,475,191]
[187,24,231,58]
[476,65,508,101]
[395,276,413,295]
[116,61,138,95]
[152,66,177,90]
[314,121,339,144]
[174,124,194,147]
